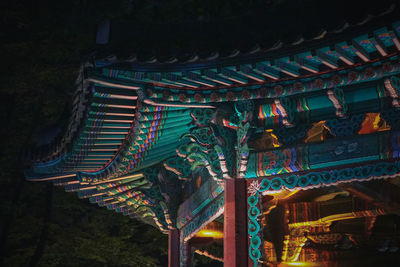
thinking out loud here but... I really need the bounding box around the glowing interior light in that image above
[281,262,318,267]
[265,129,281,148]
[195,230,223,239]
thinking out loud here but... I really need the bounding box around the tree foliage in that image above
[0,1,168,266]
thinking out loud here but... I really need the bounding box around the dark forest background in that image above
[0,1,169,266]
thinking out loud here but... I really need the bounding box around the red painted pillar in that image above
[169,229,180,267]
[224,178,248,266]
[185,241,193,267]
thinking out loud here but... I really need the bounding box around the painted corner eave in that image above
[25,171,77,181]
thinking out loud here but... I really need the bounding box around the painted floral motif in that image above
[247,180,261,196]
[258,148,304,176]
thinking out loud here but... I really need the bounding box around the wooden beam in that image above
[224,178,248,267]
[338,181,400,212]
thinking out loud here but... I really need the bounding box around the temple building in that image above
[25,1,400,266]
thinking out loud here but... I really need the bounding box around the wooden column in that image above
[169,229,180,267]
[224,178,248,266]
[184,241,193,267]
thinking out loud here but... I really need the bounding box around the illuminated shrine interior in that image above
[192,220,224,263]
[260,179,400,266]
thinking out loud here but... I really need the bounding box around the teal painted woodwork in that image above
[246,130,400,179]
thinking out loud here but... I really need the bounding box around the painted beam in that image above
[202,69,233,86]
[275,58,300,77]
[335,42,356,65]
[182,71,216,87]
[246,129,400,179]
[237,65,265,82]
[254,62,280,80]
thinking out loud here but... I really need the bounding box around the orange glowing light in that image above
[304,121,328,143]
[268,189,299,199]
[265,129,282,147]
[280,262,319,267]
[195,230,223,239]
[358,113,390,134]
